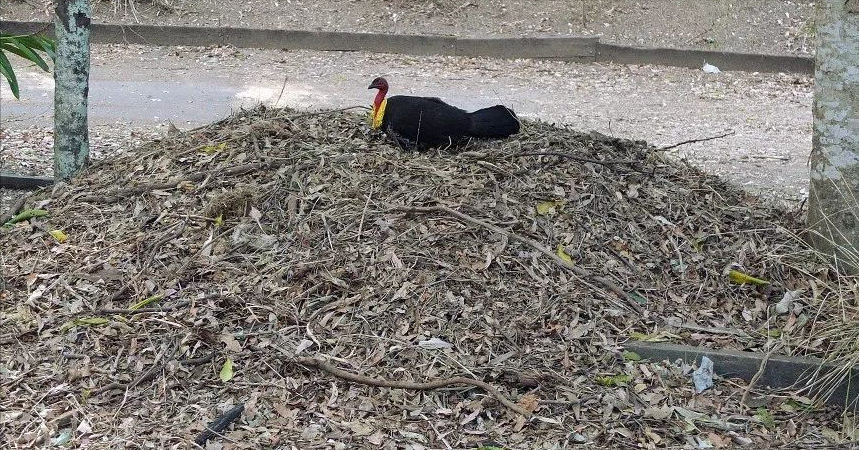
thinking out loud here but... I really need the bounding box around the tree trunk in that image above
[53,0,91,181]
[808,0,859,272]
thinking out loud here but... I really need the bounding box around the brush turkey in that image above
[368,77,520,149]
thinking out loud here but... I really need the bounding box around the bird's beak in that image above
[368,83,377,90]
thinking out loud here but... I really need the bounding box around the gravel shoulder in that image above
[3,0,817,56]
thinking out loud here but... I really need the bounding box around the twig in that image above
[357,186,374,242]
[294,356,532,417]
[657,130,736,152]
[394,204,643,314]
[0,193,33,225]
[194,403,245,446]
[181,352,215,366]
[81,299,191,316]
[94,341,180,396]
[741,342,783,409]
[670,321,750,338]
[513,151,638,166]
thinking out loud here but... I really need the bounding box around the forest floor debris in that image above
[1,106,855,449]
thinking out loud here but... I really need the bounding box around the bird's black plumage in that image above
[369,77,520,149]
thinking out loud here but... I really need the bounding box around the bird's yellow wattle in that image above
[371,98,387,129]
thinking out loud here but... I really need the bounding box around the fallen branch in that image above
[194,403,245,446]
[294,356,533,417]
[394,205,643,314]
[657,130,736,152]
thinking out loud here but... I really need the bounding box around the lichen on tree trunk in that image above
[808,0,859,272]
[53,0,91,180]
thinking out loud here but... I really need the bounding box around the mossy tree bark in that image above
[808,0,859,272]
[53,0,91,180]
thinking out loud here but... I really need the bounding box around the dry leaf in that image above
[517,393,539,413]
[220,334,242,352]
[49,230,68,243]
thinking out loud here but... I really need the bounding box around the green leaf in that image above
[0,49,20,99]
[129,294,163,311]
[0,33,55,99]
[200,142,227,154]
[6,208,49,224]
[622,351,642,361]
[219,357,234,382]
[536,200,564,215]
[595,373,632,387]
[756,407,775,429]
[629,292,648,305]
[61,316,111,331]
[0,40,49,71]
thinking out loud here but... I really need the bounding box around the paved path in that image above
[1,44,813,201]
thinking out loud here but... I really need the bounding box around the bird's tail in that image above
[467,105,521,138]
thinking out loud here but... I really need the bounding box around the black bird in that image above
[368,77,520,149]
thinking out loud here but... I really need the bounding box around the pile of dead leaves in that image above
[0,106,852,449]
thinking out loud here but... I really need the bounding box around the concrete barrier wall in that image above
[0,20,813,74]
[597,43,814,74]
[455,36,598,60]
[627,341,859,409]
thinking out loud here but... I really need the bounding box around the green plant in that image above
[0,32,56,99]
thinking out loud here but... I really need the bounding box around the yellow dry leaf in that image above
[727,270,769,286]
[49,230,68,243]
[219,357,234,382]
[200,142,227,154]
[556,244,573,264]
[536,200,564,215]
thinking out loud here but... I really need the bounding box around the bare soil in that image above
[3,0,818,55]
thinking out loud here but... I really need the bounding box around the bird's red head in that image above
[368,77,389,91]
[369,77,389,120]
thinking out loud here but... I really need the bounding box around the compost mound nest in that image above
[0,106,844,448]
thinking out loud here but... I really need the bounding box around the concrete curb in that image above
[596,43,813,74]
[0,173,54,190]
[626,341,859,409]
[1,20,812,74]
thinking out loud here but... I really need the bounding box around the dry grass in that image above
[0,105,856,448]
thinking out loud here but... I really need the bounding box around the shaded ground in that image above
[0,106,850,449]
[1,44,813,203]
[3,0,818,55]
